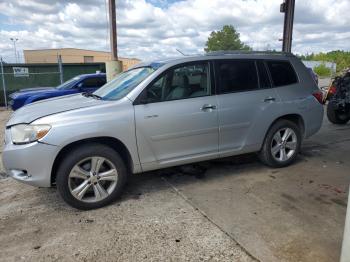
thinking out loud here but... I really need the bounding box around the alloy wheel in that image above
[68,156,119,203]
[270,127,298,162]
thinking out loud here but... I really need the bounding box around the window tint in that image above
[217,60,258,93]
[257,61,271,89]
[81,77,101,88]
[96,77,106,87]
[266,60,298,87]
[144,62,210,103]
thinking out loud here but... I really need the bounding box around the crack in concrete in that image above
[162,176,260,262]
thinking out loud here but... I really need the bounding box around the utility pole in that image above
[105,0,123,82]
[57,54,64,84]
[0,57,8,108]
[280,0,295,53]
[10,38,18,63]
[109,0,118,61]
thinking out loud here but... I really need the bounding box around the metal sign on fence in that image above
[13,67,29,77]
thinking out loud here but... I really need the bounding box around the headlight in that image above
[11,124,51,144]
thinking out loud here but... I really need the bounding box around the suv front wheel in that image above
[258,120,302,168]
[56,143,127,210]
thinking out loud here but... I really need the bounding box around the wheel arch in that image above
[51,136,134,186]
[265,113,305,141]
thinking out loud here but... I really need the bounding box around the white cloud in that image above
[0,0,349,63]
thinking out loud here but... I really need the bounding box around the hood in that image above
[7,94,103,127]
[20,87,54,92]
[10,87,56,99]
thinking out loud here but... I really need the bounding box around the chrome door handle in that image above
[144,115,158,119]
[264,97,276,102]
[200,104,217,111]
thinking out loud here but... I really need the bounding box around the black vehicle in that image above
[325,69,350,125]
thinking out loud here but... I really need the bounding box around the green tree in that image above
[204,25,251,53]
[302,50,350,73]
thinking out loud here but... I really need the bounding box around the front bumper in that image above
[2,137,59,187]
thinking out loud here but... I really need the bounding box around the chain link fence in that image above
[0,55,106,107]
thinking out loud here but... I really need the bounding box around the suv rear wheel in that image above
[258,120,301,168]
[56,143,127,210]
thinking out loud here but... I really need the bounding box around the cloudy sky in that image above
[0,0,349,62]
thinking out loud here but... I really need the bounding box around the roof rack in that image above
[205,50,295,57]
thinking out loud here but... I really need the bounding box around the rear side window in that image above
[257,61,271,89]
[266,60,298,87]
[97,77,106,87]
[217,60,258,93]
[81,77,101,88]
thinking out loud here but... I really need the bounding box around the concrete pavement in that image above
[0,108,349,261]
[164,116,350,261]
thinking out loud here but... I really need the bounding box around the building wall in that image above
[24,48,140,71]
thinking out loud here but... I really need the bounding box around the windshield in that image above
[94,67,155,100]
[56,76,81,90]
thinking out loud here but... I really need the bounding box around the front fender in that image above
[32,99,141,173]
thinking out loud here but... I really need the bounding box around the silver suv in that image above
[2,52,324,209]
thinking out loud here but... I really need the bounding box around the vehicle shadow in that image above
[124,153,263,195]
[35,146,320,211]
[124,143,328,197]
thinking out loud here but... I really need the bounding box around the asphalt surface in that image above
[0,95,349,261]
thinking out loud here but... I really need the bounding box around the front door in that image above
[134,62,219,170]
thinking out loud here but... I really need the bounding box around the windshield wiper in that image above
[82,92,102,100]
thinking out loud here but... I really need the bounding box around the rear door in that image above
[265,59,305,102]
[134,61,219,170]
[215,59,281,156]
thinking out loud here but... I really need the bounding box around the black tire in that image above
[56,143,127,210]
[327,102,350,125]
[258,120,302,168]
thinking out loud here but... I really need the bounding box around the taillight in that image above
[328,86,337,95]
[312,91,324,104]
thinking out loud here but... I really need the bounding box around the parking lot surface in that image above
[165,118,350,262]
[0,109,252,262]
[0,105,349,262]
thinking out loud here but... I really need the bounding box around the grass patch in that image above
[313,64,332,77]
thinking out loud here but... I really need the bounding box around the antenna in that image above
[176,49,188,56]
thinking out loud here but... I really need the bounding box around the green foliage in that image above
[204,25,251,53]
[313,64,332,77]
[300,50,350,73]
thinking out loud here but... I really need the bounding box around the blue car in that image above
[9,73,106,110]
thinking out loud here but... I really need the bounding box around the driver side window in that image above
[144,62,210,103]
